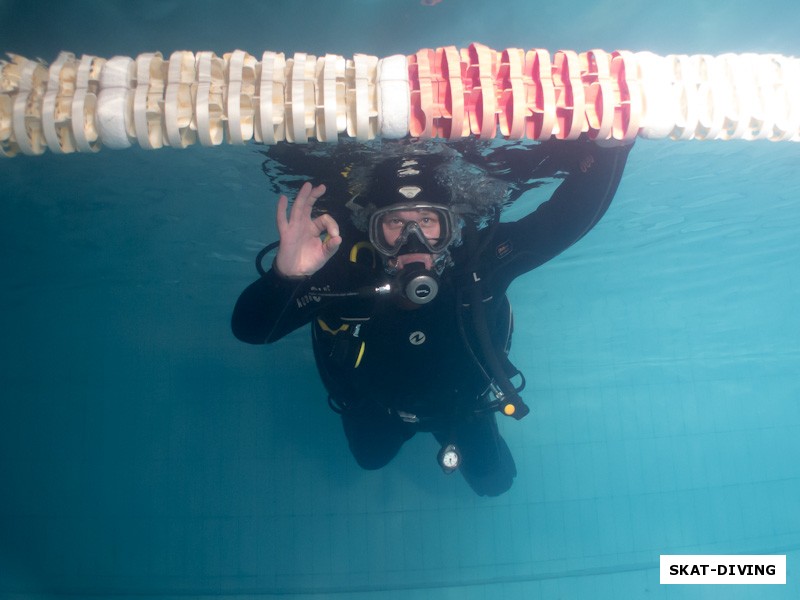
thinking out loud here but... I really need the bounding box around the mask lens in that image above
[369,204,453,256]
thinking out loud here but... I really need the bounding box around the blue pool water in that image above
[1,1,799,598]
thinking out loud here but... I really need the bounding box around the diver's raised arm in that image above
[274,182,342,278]
[486,139,633,290]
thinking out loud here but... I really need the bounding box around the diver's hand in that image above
[274,182,342,278]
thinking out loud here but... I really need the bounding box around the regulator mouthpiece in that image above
[398,262,439,304]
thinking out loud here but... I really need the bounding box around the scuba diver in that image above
[232,138,632,496]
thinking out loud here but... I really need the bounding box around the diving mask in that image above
[368,203,458,257]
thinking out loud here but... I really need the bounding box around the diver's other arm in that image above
[274,182,342,278]
[495,140,632,284]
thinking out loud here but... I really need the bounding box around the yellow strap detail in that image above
[316,318,350,335]
[349,241,376,268]
[354,341,366,368]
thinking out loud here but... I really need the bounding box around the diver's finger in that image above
[309,183,326,201]
[297,182,326,220]
[315,213,340,239]
[322,234,342,259]
[276,194,289,234]
[290,182,314,221]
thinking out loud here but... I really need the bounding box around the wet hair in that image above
[261,139,510,232]
[260,137,575,234]
[342,140,508,224]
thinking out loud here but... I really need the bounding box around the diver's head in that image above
[369,203,457,272]
[359,155,462,276]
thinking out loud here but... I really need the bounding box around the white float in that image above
[1,43,798,157]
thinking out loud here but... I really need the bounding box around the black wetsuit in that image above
[232,141,631,496]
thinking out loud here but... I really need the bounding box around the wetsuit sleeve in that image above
[491,141,632,289]
[231,268,314,344]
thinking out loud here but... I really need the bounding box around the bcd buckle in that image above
[395,410,420,423]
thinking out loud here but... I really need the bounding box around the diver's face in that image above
[380,208,441,247]
[380,208,441,271]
